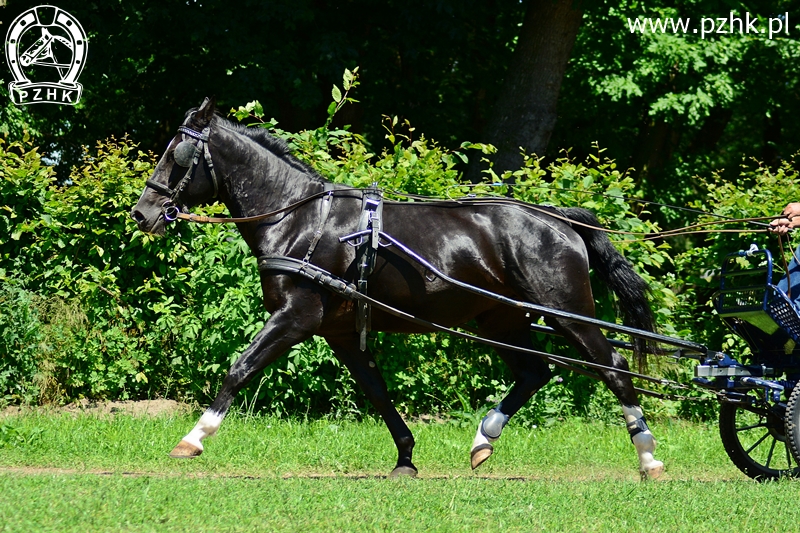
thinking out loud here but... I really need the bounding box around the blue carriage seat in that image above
[716,245,800,360]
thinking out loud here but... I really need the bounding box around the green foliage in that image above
[671,158,800,359]
[0,281,44,405]
[554,0,800,226]
[3,69,788,425]
[0,135,264,406]
[0,84,45,145]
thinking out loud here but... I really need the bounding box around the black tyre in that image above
[784,385,800,466]
[719,393,800,480]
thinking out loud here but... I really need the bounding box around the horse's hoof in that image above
[389,465,418,478]
[169,440,203,459]
[470,443,493,470]
[640,461,665,481]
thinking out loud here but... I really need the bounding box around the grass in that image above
[1,410,799,532]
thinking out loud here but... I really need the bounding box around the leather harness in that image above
[259,184,383,351]
[146,124,385,350]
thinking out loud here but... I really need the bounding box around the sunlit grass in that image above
[0,411,734,479]
[1,411,798,532]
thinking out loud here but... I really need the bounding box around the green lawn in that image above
[0,411,798,532]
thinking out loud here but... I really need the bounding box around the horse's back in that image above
[362,201,592,324]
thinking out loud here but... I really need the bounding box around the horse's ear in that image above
[194,96,216,128]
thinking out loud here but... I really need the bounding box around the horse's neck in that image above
[214,129,327,257]
[217,133,323,219]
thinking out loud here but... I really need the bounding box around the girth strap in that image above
[301,182,336,266]
[355,185,383,350]
[258,256,358,300]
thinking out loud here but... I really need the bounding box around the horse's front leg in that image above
[170,303,321,458]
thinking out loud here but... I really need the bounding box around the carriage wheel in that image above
[784,385,800,466]
[719,393,800,480]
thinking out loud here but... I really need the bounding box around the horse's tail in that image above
[559,207,656,367]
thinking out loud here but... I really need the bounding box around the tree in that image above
[467,0,584,181]
[550,0,800,213]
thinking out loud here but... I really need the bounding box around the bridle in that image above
[144,120,341,226]
[145,124,220,221]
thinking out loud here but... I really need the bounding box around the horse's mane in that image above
[184,107,327,183]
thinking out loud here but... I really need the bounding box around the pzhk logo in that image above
[5,5,87,105]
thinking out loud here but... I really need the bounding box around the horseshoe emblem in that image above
[4,5,88,106]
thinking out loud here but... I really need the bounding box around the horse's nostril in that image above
[131,209,146,224]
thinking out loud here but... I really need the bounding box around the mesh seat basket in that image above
[717,285,800,342]
[717,245,800,344]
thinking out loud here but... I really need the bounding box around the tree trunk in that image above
[468,0,583,182]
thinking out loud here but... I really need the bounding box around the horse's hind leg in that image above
[553,320,664,480]
[326,335,418,477]
[470,345,553,470]
[470,316,553,469]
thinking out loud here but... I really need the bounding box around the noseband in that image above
[145,125,220,221]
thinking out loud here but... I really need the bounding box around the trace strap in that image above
[260,228,709,356]
[255,254,699,395]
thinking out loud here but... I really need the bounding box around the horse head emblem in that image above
[4,5,88,105]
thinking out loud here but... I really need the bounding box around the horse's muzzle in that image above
[130,208,166,236]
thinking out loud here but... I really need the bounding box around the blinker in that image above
[174,141,198,167]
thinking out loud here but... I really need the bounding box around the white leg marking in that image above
[471,421,495,452]
[622,405,664,479]
[181,410,225,451]
[469,417,498,470]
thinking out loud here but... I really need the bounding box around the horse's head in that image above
[131,97,220,235]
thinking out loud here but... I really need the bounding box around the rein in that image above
[171,186,781,241]
[173,189,335,224]
[382,193,780,241]
[147,121,781,241]
[147,122,779,240]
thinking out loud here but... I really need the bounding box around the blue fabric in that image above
[776,246,800,307]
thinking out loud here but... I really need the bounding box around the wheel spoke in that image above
[744,430,770,455]
[765,437,777,469]
[736,421,768,432]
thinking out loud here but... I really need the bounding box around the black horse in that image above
[132,98,664,479]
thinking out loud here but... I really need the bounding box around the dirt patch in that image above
[1,399,192,419]
[0,465,739,482]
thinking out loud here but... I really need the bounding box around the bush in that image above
[4,70,782,424]
[0,280,43,404]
